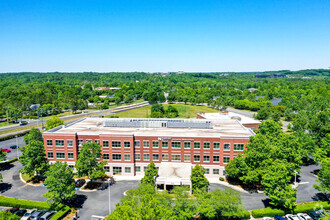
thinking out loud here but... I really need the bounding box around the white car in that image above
[21,209,37,220]
[263,217,273,220]
[296,213,312,220]
[285,214,300,220]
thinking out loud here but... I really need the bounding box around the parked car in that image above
[75,179,86,188]
[6,207,19,213]
[10,145,19,149]
[297,213,313,220]
[307,211,321,220]
[285,214,300,220]
[316,209,328,216]
[30,210,46,220]
[1,148,11,153]
[19,121,28,126]
[98,182,109,190]
[21,209,37,220]
[275,216,286,220]
[39,211,56,220]
[13,209,26,217]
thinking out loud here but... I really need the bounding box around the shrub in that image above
[219,177,225,181]
[0,195,50,209]
[252,207,285,218]
[293,201,330,214]
[50,206,71,220]
[240,210,251,218]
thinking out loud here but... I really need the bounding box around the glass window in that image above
[112,154,121,161]
[135,153,141,160]
[144,166,148,172]
[103,141,109,148]
[135,166,141,172]
[46,140,53,146]
[67,140,73,147]
[213,156,220,162]
[194,155,200,162]
[103,153,109,160]
[125,167,131,173]
[224,143,231,151]
[113,167,122,175]
[68,152,74,159]
[162,154,169,161]
[56,152,65,159]
[124,154,131,161]
[205,168,210,174]
[152,141,159,148]
[184,142,191,149]
[153,154,159,161]
[184,155,191,162]
[68,165,74,169]
[162,141,168,148]
[143,141,149,148]
[234,144,244,151]
[78,139,83,146]
[203,155,210,162]
[86,139,92,143]
[124,141,131,148]
[203,142,210,149]
[213,142,220,149]
[213,169,220,175]
[55,140,64,147]
[223,157,230,164]
[112,141,121,148]
[95,139,100,144]
[171,142,181,149]
[134,140,140,148]
[104,166,110,172]
[47,152,53,158]
[143,154,150,160]
[171,154,181,161]
[194,142,200,149]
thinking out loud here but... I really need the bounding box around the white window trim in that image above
[153,154,159,161]
[112,154,122,161]
[134,140,140,148]
[124,141,131,148]
[135,153,141,160]
[152,141,159,148]
[68,152,74,160]
[223,157,230,164]
[203,142,211,149]
[55,139,65,147]
[47,152,54,159]
[162,154,169,161]
[171,154,181,161]
[184,142,191,149]
[102,140,109,148]
[56,152,65,159]
[184,154,191,162]
[162,141,169,148]
[203,155,210,163]
[213,156,220,162]
[67,140,73,147]
[46,139,53,146]
[112,140,122,148]
[143,140,150,148]
[194,142,201,149]
[233,143,244,151]
[143,154,150,160]
[223,143,231,151]
[213,142,220,150]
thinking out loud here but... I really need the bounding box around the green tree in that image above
[0,173,2,182]
[75,142,106,181]
[0,151,6,161]
[8,106,22,122]
[45,116,64,130]
[172,186,196,218]
[19,140,49,180]
[165,105,179,118]
[141,161,158,185]
[0,210,20,220]
[191,164,209,192]
[255,107,270,120]
[43,161,76,206]
[24,128,43,145]
[313,158,330,194]
[225,153,249,179]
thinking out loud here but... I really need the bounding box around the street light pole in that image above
[294,170,298,187]
[108,178,111,215]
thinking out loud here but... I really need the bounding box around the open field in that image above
[107,104,220,118]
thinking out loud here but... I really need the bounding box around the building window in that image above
[124,154,131,161]
[135,153,141,160]
[152,141,159,148]
[184,142,191,149]
[223,157,230,164]
[124,141,131,148]
[224,143,231,151]
[134,140,140,148]
[162,141,168,148]
[153,154,159,161]
[78,139,83,146]
[144,166,148,172]
[213,142,220,149]
[103,154,109,160]
[143,154,150,161]
[162,154,169,161]
[104,166,110,172]
[184,155,191,162]
[95,139,100,144]
[205,168,210,174]
[86,139,92,143]
[203,155,210,162]
[68,153,74,159]
[143,141,149,148]
[234,144,244,151]
[47,152,53,158]
[46,140,53,146]
[103,141,109,148]
[213,156,220,162]
[113,167,122,175]
[55,140,64,147]
[203,142,210,149]
[213,169,220,175]
[67,140,73,147]
[112,154,122,161]
[171,154,181,161]
[112,141,121,148]
[68,165,74,169]
[56,152,65,159]
[135,166,141,172]
[171,141,181,149]
[125,167,131,173]
[194,142,200,149]
[194,155,200,162]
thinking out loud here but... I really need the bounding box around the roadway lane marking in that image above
[299,182,309,185]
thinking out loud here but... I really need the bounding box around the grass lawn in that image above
[21,173,33,182]
[107,104,220,118]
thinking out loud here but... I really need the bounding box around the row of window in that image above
[47,139,244,151]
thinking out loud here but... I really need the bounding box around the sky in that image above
[1,0,329,72]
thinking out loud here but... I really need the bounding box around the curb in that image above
[19,172,43,187]
[78,180,97,192]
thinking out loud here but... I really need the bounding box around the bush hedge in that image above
[50,206,71,220]
[252,207,285,218]
[0,195,50,210]
[240,210,251,218]
[0,130,31,142]
[293,201,330,214]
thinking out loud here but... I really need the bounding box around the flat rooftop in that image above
[45,117,255,138]
[198,112,260,125]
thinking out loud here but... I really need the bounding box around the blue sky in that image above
[1,0,329,72]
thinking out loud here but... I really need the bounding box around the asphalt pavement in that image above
[0,136,24,160]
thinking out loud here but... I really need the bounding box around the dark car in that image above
[98,182,109,190]
[75,179,86,188]
[10,145,19,149]
[13,209,26,216]
[19,121,28,126]
[275,216,286,220]
[307,211,321,220]
[6,207,19,213]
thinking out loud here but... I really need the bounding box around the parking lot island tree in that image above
[43,161,76,206]
[190,164,209,193]
[313,158,330,195]
[0,150,6,161]
[19,140,49,181]
[45,116,64,130]
[23,128,43,145]
[75,142,107,181]
[141,161,158,185]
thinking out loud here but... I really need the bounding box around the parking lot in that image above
[0,136,24,160]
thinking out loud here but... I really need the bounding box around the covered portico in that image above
[155,162,192,194]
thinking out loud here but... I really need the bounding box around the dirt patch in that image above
[82,181,102,190]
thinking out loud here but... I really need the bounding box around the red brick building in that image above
[43,118,255,178]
